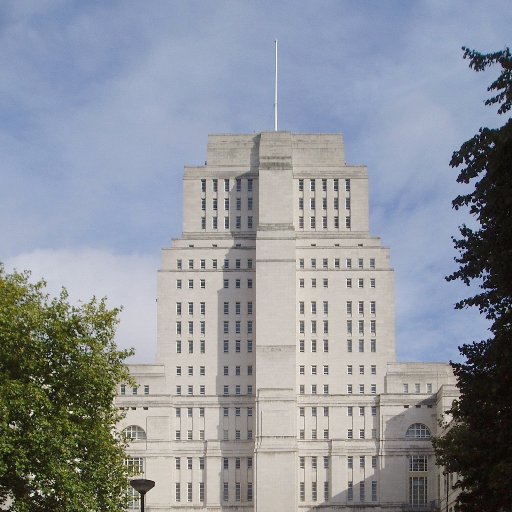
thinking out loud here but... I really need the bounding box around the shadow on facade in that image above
[211,169,257,510]
[296,396,441,512]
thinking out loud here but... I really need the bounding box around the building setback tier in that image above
[117,132,456,512]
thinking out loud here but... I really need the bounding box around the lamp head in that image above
[130,478,155,495]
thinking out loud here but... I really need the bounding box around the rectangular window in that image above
[360,482,365,502]
[310,216,316,229]
[409,477,427,506]
[176,483,181,502]
[223,483,229,502]
[300,482,305,502]
[372,481,377,502]
[346,216,351,229]
[323,339,329,352]
[346,278,352,288]
[348,482,353,501]
[347,339,353,352]
[371,339,376,352]
[348,456,353,468]
[199,482,205,501]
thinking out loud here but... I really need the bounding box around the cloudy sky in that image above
[1,1,508,364]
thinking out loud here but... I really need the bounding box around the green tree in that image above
[0,265,134,511]
[433,47,512,512]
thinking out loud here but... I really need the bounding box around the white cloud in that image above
[4,249,158,363]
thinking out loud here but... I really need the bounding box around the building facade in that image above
[117,132,457,511]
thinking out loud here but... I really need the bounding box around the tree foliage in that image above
[433,47,512,512]
[0,266,134,512]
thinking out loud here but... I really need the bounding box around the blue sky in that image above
[1,0,509,363]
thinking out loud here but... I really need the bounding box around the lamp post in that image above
[130,478,155,512]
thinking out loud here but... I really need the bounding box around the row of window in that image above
[299,319,377,335]
[120,384,149,395]
[298,455,378,470]
[298,178,350,193]
[404,383,434,394]
[298,215,351,230]
[177,319,255,335]
[299,257,376,270]
[177,278,255,289]
[176,258,254,270]
[298,384,377,395]
[298,338,377,353]
[299,301,376,316]
[223,301,253,315]
[298,277,376,288]
[175,384,256,396]
[201,216,254,230]
[201,197,254,211]
[175,339,254,354]
[123,422,430,442]
[299,364,377,376]
[201,178,253,193]
[298,197,351,211]
[176,339,208,354]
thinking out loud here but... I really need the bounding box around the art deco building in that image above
[117,132,456,511]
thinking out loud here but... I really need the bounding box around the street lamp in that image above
[130,478,155,512]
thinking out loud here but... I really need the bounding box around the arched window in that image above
[406,423,431,439]
[123,425,146,440]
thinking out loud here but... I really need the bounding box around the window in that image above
[212,179,218,192]
[346,278,352,288]
[360,482,365,502]
[347,339,352,352]
[299,278,304,288]
[322,178,327,191]
[409,477,427,506]
[300,482,305,502]
[120,384,126,395]
[310,179,316,191]
[371,384,377,394]
[409,455,428,472]
[359,429,365,439]
[371,339,376,352]
[247,340,253,352]
[333,178,339,191]
[310,216,316,229]
[176,483,181,502]
[176,385,181,395]
[347,320,352,334]
[323,278,328,288]
[345,178,351,191]
[360,456,365,468]
[176,340,182,353]
[359,340,364,352]
[359,384,365,394]
[427,383,433,393]
[323,339,329,352]
[176,279,182,289]
[322,216,327,228]
[223,483,229,502]
[312,456,317,469]
[311,339,317,352]
[201,179,206,192]
[323,365,329,375]
[346,216,351,229]
[359,406,365,416]
[358,278,364,288]
[370,301,376,314]
[347,455,353,468]
[372,481,377,502]
[236,178,241,192]
[347,364,353,375]
[334,216,339,228]
[370,278,376,288]
[299,365,305,375]
[200,279,205,289]
[403,383,409,393]
[347,384,353,394]
[248,178,253,192]
[200,302,205,315]
[372,406,377,416]
[125,456,144,474]
[248,278,253,288]
[406,423,431,439]
[299,216,304,228]
[199,482,205,501]
[359,364,365,375]
[347,429,353,439]
[188,340,193,353]
[123,425,146,440]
